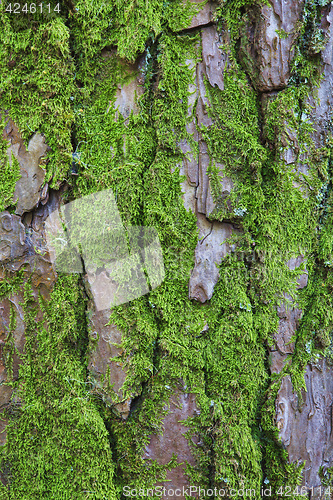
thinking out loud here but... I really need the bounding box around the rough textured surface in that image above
[3,119,49,215]
[241,0,304,91]
[276,361,333,491]
[270,256,308,369]
[189,217,233,302]
[201,25,227,91]
[112,56,145,120]
[0,189,60,445]
[144,388,198,497]
[177,25,235,303]
[2,1,333,497]
[269,4,333,491]
[180,25,233,219]
[0,213,25,262]
[186,0,216,29]
[308,3,333,148]
[87,306,131,418]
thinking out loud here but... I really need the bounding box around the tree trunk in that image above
[1,1,333,498]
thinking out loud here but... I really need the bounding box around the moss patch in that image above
[0,276,117,499]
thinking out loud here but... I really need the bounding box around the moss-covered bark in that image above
[1,0,333,499]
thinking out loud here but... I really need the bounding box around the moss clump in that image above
[201,62,266,222]
[0,270,25,301]
[0,276,117,499]
[198,256,267,494]
[108,0,198,62]
[191,0,333,492]
[215,0,269,51]
[0,5,75,187]
[69,27,206,489]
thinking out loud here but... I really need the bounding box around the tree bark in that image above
[1,1,333,498]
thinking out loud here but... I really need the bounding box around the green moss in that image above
[65,26,270,496]
[0,5,75,188]
[68,28,208,489]
[0,276,117,499]
[215,0,269,53]
[108,0,197,62]
[201,62,266,222]
[199,256,267,493]
[1,0,333,496]
[2,304,16,383]
[275,29,290,39]
[190,1,333,491]
[0,270,25,300]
